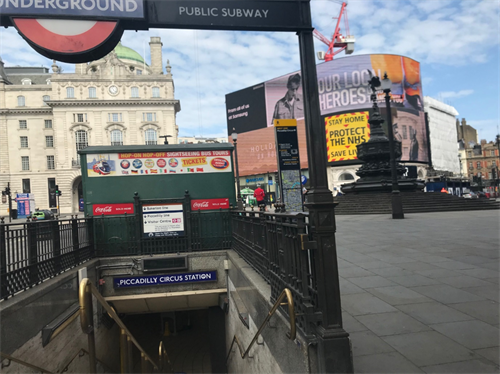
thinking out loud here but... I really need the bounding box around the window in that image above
[152,87,160,98]
[402,125,408,140]
[75,130,88,151]
[47,156,55,170]
[108,113,122,122]
[21,156,30,171]
[143,112,156,122]
[88,87,97,98]
[136,69,142,75]
[22,179,31,193]
[467,151,472,157]
[43,95,50,105]
[19,120,27,129]
[17,96,25,106]
[111,130,123,146]
[476,161,481,168]
[20,136,28,148]
[145,129,157,145]
[469,162,473,168]
[131,86,139,98]
[73,113,87,123]
[45,119,52,128]
[491,150,496,157]
[67,87,75,98]
[338,173,355,181]
[46,136,54,148]
[21,78,32,85]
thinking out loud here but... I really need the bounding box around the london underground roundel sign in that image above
[13,18,124,63]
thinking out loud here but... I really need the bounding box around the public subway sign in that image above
[113,270,217,288]
[0,0,144,18]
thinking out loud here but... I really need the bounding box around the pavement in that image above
[335,210,499,373]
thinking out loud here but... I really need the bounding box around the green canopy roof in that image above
[240,188,254,195]
[114,42,148,66]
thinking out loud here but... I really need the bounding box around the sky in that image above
[0,0,499,142]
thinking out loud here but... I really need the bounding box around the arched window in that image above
[338,173,355,181]
[145,129,157,145]
[152,86,160,98]
[43,95,50,106]
[111,130,123,146]
[67,87,75,98]
[88,87,97,98]
[131,86,139,98]
[17,96,25,106]
[75,130,88,151]
[22,78,32,85]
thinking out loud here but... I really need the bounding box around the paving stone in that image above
[349,330,395,357]
[382,331,478,367]
[433,260,478,270]
[396,302,473,325]
[368,285,432,305]
[459,268,500,279]
[353,352,424,373]
[387,274,440,287]
[339,267,375,278]
[406,254,450,263]
[415,268,463,279]
[448,300,500,325]
[452,255,492,265]
[341,293,398,316]
[474,347,500,365]
[347,276,397,289]
[439,275,492,288]
[421,358,499,373]
[356,260,393,269]
[339,277,365,294]
[476,261,500,271]
[410,285,485,304]
[342,312,368,333]
[462,285,500,302]
[430,320,499,350]
[357,311,431,336]
[397,262,442,271]
[369,267,415,278]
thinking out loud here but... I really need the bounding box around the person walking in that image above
[253,184,266,211]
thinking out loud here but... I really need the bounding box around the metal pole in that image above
[384,90,404,219]
[459,156,463,196]
[298,28,353,374]
[233,138,243,209]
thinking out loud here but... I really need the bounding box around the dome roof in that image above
[114,42,148,65]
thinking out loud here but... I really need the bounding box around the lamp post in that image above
[159,135,172,144]
[231,130,243,209]
[381,73,404,219]
[458,153,463,196]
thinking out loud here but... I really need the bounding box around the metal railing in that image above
[226,288,296,362]
[231,210,318,335]
[0,352,53,373]
[79,278,162,373]
[0,217,94,300]
[158,341,173,373]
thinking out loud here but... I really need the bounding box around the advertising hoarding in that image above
[86,150,232,177]
[226,54,429,175]
[325,111,370,162]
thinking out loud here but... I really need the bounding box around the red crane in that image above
[313,1,355,61]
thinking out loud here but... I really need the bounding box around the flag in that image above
[196,168,204,172]
[150,169,158,174]
[169,170,176,173]
[131,170,138,174]
[190,168,195,172]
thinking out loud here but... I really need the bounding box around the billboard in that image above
[226,54,429,176]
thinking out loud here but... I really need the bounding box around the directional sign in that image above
[142,203,184,237]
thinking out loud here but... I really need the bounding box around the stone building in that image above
[0,37,180,216]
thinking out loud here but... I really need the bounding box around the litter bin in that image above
[11,209,18,219]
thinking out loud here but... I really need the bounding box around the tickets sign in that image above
[86,151,232,177]
[325,111,370,162]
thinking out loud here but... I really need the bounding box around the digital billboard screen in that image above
[226,54,429,175]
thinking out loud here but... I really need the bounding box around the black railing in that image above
[231,211,318,335]
[0,217,94,300]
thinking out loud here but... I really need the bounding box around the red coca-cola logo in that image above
[191,198,230,211]
[93,203,134,216]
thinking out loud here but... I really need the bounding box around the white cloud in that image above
[437,89,474,99]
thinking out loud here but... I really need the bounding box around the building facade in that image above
[0,37,180,216]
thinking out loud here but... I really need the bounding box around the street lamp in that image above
[231,130,243,209]
[380,73,404,219]
[159,135,172,144]
[458,153,463,196]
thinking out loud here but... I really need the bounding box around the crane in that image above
[313,1,355,61]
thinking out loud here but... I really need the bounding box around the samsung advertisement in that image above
[226,54,429,176]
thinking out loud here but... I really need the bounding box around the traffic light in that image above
[55,185,61,196]
[492,168,498,180]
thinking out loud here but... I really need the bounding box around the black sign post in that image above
[274,119,303,212]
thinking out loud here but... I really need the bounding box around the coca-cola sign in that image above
[191,198,230,211]
[93,203,134,216]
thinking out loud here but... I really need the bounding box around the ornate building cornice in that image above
[47,99,181,112]
[0,108,52,115]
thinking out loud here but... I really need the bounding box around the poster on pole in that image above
[142,203,184,237]
[274,119,303,212]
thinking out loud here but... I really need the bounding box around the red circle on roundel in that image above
[13,18,118,54]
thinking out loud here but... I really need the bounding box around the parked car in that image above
[463,191,478,199]
[31,209,55,220]
[476,191,488,199]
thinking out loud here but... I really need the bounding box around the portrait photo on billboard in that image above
[226,83,267,135]
[265,72,305,127]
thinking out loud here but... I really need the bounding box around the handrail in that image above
[226,288,296,363]
[59,348,116,373]
[0,352,53,373]
[158,341,174,373]
[79,278,159,372]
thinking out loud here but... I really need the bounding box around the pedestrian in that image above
[253,184,266,211]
